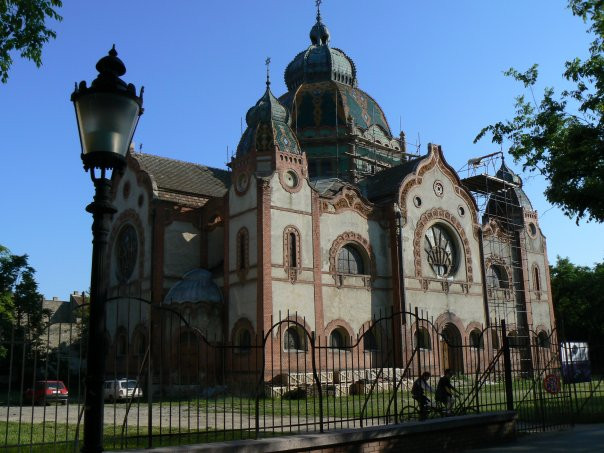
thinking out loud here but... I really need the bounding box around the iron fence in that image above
[2,302,603,451]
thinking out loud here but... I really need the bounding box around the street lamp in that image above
[71,45,143,453]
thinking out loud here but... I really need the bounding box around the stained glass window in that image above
[424,225,456,278]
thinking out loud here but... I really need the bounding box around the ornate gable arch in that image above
[398,144,479,239]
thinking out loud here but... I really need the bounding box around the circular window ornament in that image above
[458,206,465,217]
[424,224,457,278]
[433,180,444,197]
[413,196,422,208]
[116,224,138,283]
[283,170,299,188]
[236,172,249,192]
[527,222,537,237]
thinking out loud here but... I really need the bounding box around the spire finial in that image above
[315,0,322,21]
[265,56,271,88]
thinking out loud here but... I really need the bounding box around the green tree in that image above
[551,256,604,340]
[0,244,49,358]
[0,0,63,83]
[475,0,604,223]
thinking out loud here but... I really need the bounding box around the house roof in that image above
[130,153,230,202]
[360,156,424,202]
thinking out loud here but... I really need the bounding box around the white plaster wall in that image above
[229,176,257,216]
[270,172,312,213]
[272,281,315,328]
[322,286,391,335]
[400,162,486,327]
[228,281,258,333]
[163,221,200,279]
[228,211,258,270]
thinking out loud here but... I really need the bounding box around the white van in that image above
[103,379,142,402]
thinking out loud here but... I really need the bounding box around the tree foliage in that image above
[0,244,49,358]
[0,0,62,83]
[475,0,604,223]
[551,256,604,341]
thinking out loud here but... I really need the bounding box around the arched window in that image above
[337,245,365,275]
[289,232,297,267]
[508,331,521,349]
[424,224,457,278]
[133,331,146,356]
[363,327,380,352]
[329,328,348,349]
[487,265,509,289]
[533,266,541,292]
[491,328,500,350]
[236,328,252,353]
[469,329,484,349]
[284,326,306,351]
[537,331,550,348]
[414,328,431,350]
[236,228,249,273]
[116,332,127,357]
[115,224,138,283]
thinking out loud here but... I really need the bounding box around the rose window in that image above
[424,224,456,278]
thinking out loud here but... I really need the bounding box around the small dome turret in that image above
[236,77,301,158]
[284,13,356,92]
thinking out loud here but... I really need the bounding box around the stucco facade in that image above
[102,12,556,380]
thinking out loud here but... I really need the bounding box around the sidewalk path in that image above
[467,424,604,452]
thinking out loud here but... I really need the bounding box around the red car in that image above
[25,380,68,405]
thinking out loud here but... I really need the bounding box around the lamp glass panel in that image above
[75,92,139,158]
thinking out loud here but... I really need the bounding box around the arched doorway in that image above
[441,323,464,373]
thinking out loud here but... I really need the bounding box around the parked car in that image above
[24,380,68,405]
[103,379,142,402]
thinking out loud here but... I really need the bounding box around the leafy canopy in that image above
[0,244,48,358]
[551,256,604,341]
[475,0,604,224]
[0,0,62,83]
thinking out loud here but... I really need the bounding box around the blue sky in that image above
[0,0,601,299]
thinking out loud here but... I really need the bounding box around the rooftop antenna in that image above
[316,0,322,21]
[226,145,230,170]
[139,143,143,153]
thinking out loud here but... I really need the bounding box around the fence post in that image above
[390,306,398,424]
[415,307,421,378]
[501,320,514,411]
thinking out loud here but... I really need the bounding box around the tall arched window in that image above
[236,228,249,274]
[236,328,252,353]
[289,232,297,267]
[487,265,509,289]
[337,245,364,275]
[329,327,348,350]
[469,329,484,349]
[284,326,306,351]
[533,266,541,292]
[414,328,431,350]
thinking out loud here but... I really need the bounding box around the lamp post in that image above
[71,45,143,453]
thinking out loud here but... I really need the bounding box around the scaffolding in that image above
[460,152,534,370]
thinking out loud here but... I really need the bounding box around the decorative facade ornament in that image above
[283,226,302,284]
[320,187,376,219]
[433,180,444,197]
[413,207,473,283]
[116,224,138,283]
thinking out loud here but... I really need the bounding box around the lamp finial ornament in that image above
[315,0,322,21]
[265,56,271,88]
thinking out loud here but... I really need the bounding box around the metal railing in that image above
[2,303,603,451]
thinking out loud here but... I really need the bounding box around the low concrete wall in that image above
[118,411,516,453]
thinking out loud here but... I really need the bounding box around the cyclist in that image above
[411,371,434,420]
[435,368,459,413]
